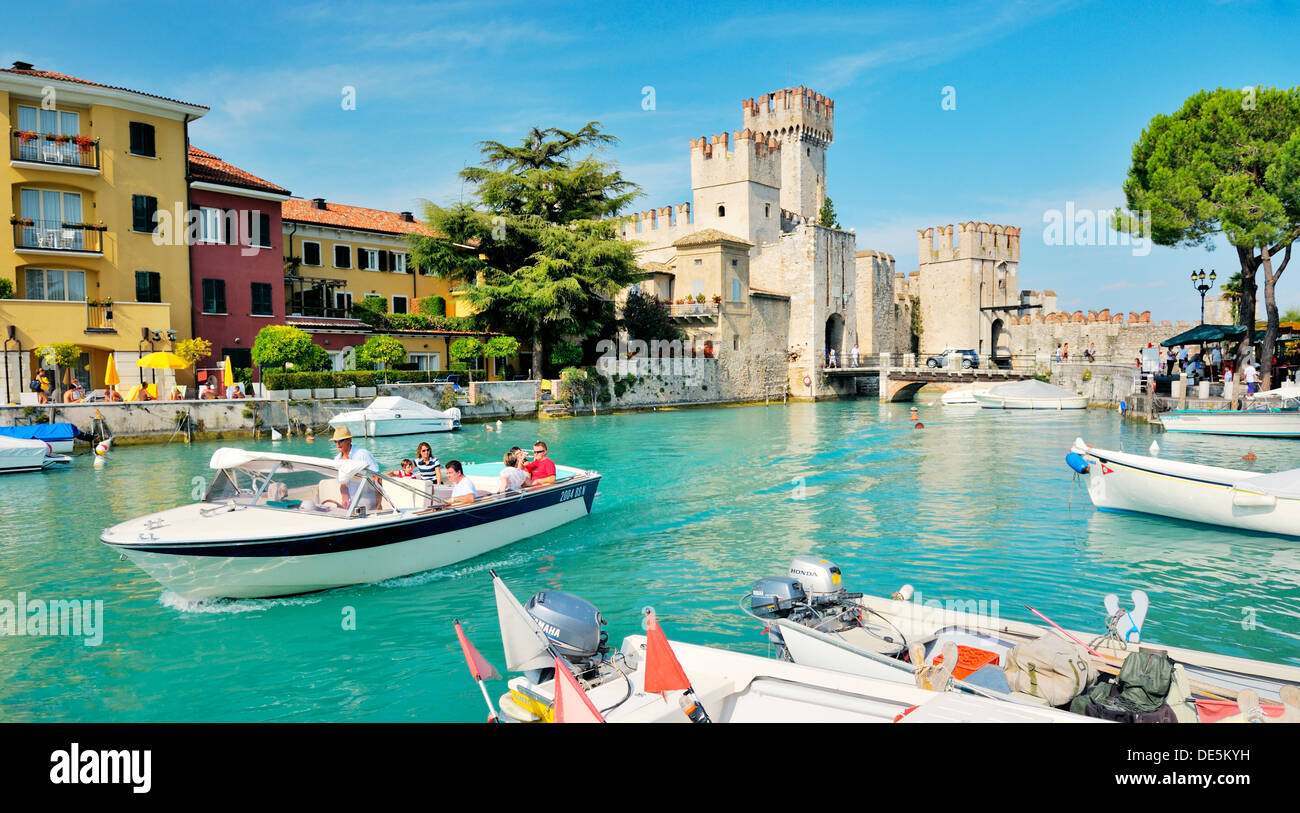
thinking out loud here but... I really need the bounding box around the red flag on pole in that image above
[552,656,605,723]
[643,609,692,696]
[455,620,502,681]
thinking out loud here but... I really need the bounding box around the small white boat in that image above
[486,575,1087,723]
[100,449,599,599]
[973,379,1087,410]
[1067,437,1300,538]
[0,422,85,453]
[746,556,1300,720]
[329,396,461,437]
[0,436,72,474]
[1159,395,1300,438]
[939,385,990,405]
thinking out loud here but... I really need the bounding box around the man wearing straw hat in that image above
[331,425,380,510]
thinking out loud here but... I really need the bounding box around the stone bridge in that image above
[819,357,1033,402]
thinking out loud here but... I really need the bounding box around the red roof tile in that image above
[282,198,435,237]
[188,146,290,196]
[0,66,207,110]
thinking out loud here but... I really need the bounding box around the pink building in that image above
[187,146,290,381]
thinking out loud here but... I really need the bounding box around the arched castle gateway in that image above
[617,87,897,399]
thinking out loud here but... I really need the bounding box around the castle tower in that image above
[742,87,834,221]
[689,130,783,246]
[914,222,1021,361]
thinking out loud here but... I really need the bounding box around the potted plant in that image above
[695,293,706,303]
[712,294,722,305]
[72,135,96,150]
[16,130,38,144]
[10,215,34,227]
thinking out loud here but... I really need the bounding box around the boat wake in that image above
[159,591,325,614]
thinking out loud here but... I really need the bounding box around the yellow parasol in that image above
[104,353,120,387]
[223,356,234,388]
[136,351,190,370]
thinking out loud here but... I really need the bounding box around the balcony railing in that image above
[10,131,101,170]
[12,220,105,253]
[669,301,720,318]
[86,302,115,332]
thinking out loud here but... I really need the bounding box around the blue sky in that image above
[8,0,1300,322]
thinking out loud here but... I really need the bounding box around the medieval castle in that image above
[616,86,1191,399]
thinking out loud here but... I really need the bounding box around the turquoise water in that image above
[2,400,1298,722]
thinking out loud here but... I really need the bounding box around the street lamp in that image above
[1191,268,1216,324]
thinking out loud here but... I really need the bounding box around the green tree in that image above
[1283,306,1300,322]
[621,288,682,344]
[253,325,324,370]
[1220,272,1243,323]
[410,123,644,378]
[357,335,406,370]
[1122,87,1300,388]
[37,342,81,397]
[0,278,13,299]
[818,196,841,229]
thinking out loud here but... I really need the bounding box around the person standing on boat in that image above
[331,426,379,510]
[523,441,557,486]
[414,441,441,484]
[444,460,477,505]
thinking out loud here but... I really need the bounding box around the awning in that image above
[1161,324,1248,346]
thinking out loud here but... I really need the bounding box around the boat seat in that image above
[385,479,432,510]
[317,478,344,505]
[468,475,505,495]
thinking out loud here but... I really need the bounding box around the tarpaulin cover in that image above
[0,422,79,441]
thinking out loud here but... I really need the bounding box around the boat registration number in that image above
[558,487,584,502]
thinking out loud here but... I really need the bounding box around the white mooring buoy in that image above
[1149,439,1159,457]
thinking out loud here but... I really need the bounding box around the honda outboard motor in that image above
[525,590,609,671]
[788,555,847,605]
[750,576,806,619]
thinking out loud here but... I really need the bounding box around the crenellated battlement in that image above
[615,201,693,238]
[690,129,782,190]
[743,86,834,144]
[917,221,1021,263]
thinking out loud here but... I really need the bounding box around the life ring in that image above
[802,375,812,387]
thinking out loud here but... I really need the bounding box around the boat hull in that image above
[330,416,458,437]
[104,477,599,600]
[1159,410,1300,437]
[974,393,1087,409]
[1073,443,1300,538]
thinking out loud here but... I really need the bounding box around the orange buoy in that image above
[914,422,925,429]
[1243,452,1257,461]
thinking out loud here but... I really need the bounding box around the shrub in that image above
[0,278,14,299]
[549,341,583,368]
[437,385,458,410]
[357,335,407,370]
[389,313,432,331]
[419,296,447,317]
[484,335,520,360]
[253,325,321,370]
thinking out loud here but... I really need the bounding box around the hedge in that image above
[262,369,485,390]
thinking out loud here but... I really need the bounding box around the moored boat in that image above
[939,385,990,405]
[1159,395,1300,438]
[745,555,1300,721]
[973,379,1087,409]
[100,449,599,599]
[1067,437,1300,538]
[0,435,72,474]
[0,421,88,453]
[482,573,1087,723]
[328,396,461,437]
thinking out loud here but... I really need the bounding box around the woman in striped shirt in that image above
[414,441,441,483]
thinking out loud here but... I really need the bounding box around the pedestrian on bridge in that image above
[851,343,859,368]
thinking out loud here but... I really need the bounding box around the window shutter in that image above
[378,250,388,272]
[260,213,271,248]
[357,247,367,270]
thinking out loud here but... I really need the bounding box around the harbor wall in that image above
[1050,362,1140,406]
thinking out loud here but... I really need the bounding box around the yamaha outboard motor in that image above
[525,590,609,674]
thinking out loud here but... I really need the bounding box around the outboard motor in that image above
[750,576,806,619]
[787,555,847,606]
[525,590,609,671]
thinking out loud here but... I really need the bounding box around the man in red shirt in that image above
[523,441,557,486]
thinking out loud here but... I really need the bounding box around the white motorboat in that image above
[1159,395,1300,437]
[485,574,1087,723]
[100,449,599,600]
[1067,437,1300,538]
[939,385,989,405]
[328,396,461,437]
[0,436,72,474]
[973,379,1087,409]
[744,556,1300,721]
[0,421,85,453]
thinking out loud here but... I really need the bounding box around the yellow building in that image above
[282,198,509,377]
[1,62,207,401]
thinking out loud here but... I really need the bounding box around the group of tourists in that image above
[329,426,558,511]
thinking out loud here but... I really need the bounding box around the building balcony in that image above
[12,220,105,256]
[10,131,101,173]
[0,299,171,346]
[669,301,720,321]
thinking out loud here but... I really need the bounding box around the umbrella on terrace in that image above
[136,351,190,370]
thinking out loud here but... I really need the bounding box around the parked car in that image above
[926,348,979,369]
